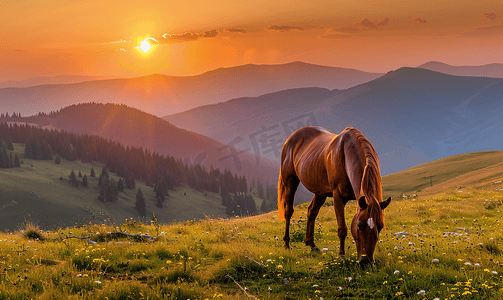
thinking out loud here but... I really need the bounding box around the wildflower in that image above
[94,281,102,284]
[417,290,426,296]
[492,271,498,275]
[277,265,283,269]
[394,270,400,275]
[166,260,172,264]
[462,291,472,296]
[383,281,388,285]
[395,291,403,296]
[431,259,439,263]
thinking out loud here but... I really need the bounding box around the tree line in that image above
[0,122,252,216]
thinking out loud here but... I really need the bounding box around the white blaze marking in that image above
[367,217,375,229]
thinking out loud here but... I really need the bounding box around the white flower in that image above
[492,271,498,275]
[348,277,353,281]
[417,290,426,296]
[474,263,481,267]
[338,286,343,290]
[321,248,328,251]
[94,281,101,284]
[431,259,439,263]
[313,284,319,287]
[394,270,400,275]
[464,262,472,266]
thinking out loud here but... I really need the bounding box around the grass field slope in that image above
[383,151,503,198]
[0,143,233,232]
[1,151,502,299]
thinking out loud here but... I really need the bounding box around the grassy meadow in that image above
[1,152,503,299]
[0,143,234,232]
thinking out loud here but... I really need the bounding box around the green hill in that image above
[382,150,503,198]
[0,143,231,231]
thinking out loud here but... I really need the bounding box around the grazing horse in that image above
[278,126,391,263]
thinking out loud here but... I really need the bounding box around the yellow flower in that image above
[395,291,403,296]
[462,291,472,295]
[383,281,388,285]
[277,265,283,269]
[166,260,172,264]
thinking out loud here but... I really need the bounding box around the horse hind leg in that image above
[279,174,299,249]
[305,195,327,251]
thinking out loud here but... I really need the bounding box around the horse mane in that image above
[348,128,385,228]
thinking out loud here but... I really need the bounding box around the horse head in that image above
[351,195,391,264]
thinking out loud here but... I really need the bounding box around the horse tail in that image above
[278,137,303,221]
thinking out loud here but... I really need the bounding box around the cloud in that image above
[203,30,219,38]
[224,27,246,33]
[267,25,304,32]
[414,17,427,24]
[160,30,219,43]
[359,18,378,29]
[377,18,390,26]
[482,12,497,20]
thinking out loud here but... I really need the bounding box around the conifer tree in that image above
[135,188,146,217]
[14,154,20,168]
[55,154,61,164]
[78,170,82,177]
[98,182,106,202]
[117,178,124,192]
[82,174,88,187]
[69,170,79,187]
[90,166,96,177]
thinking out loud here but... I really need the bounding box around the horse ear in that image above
[358,195,368,210]
[380,197,391,210]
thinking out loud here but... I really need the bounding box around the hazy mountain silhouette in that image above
[0,75,112,88]
[418,61,503,78]
[19,103,280,183]
[165,68,503,175]
[0,62,382,117]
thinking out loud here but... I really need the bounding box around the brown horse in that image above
[278,126,391,262]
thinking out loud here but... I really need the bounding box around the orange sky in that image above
[1,0,503,81]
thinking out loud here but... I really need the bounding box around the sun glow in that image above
[135,37,158,55]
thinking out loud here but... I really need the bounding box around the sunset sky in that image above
[1,0,503,82]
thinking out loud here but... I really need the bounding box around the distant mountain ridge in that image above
[0,75,113,88]
[165,67,503,175]
[418,61,503,78]
[0,61,383,117]
[16,103,280,184]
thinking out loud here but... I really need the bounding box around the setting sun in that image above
[139,40,152,53]
[134,37,158,55]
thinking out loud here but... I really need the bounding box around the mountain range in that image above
[0,62,382,117]
[165,67,503,175]
[1,61,502,176]
[418,61,503,78]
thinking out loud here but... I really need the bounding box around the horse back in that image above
[281,126,367,200]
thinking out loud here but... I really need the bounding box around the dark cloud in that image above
[482,12,497,20]
[267,25,304,32]
[224,27,247,33]
[377,18,390,26]
[414,17,427,24]
[359,18,378,29]
[203,30,219,37]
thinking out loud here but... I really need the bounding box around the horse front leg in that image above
[305,195,327,251]
[333,193,348,256]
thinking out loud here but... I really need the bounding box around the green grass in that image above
[0,143,233,231]
[1,168,503,299]
[382,151,503,198]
